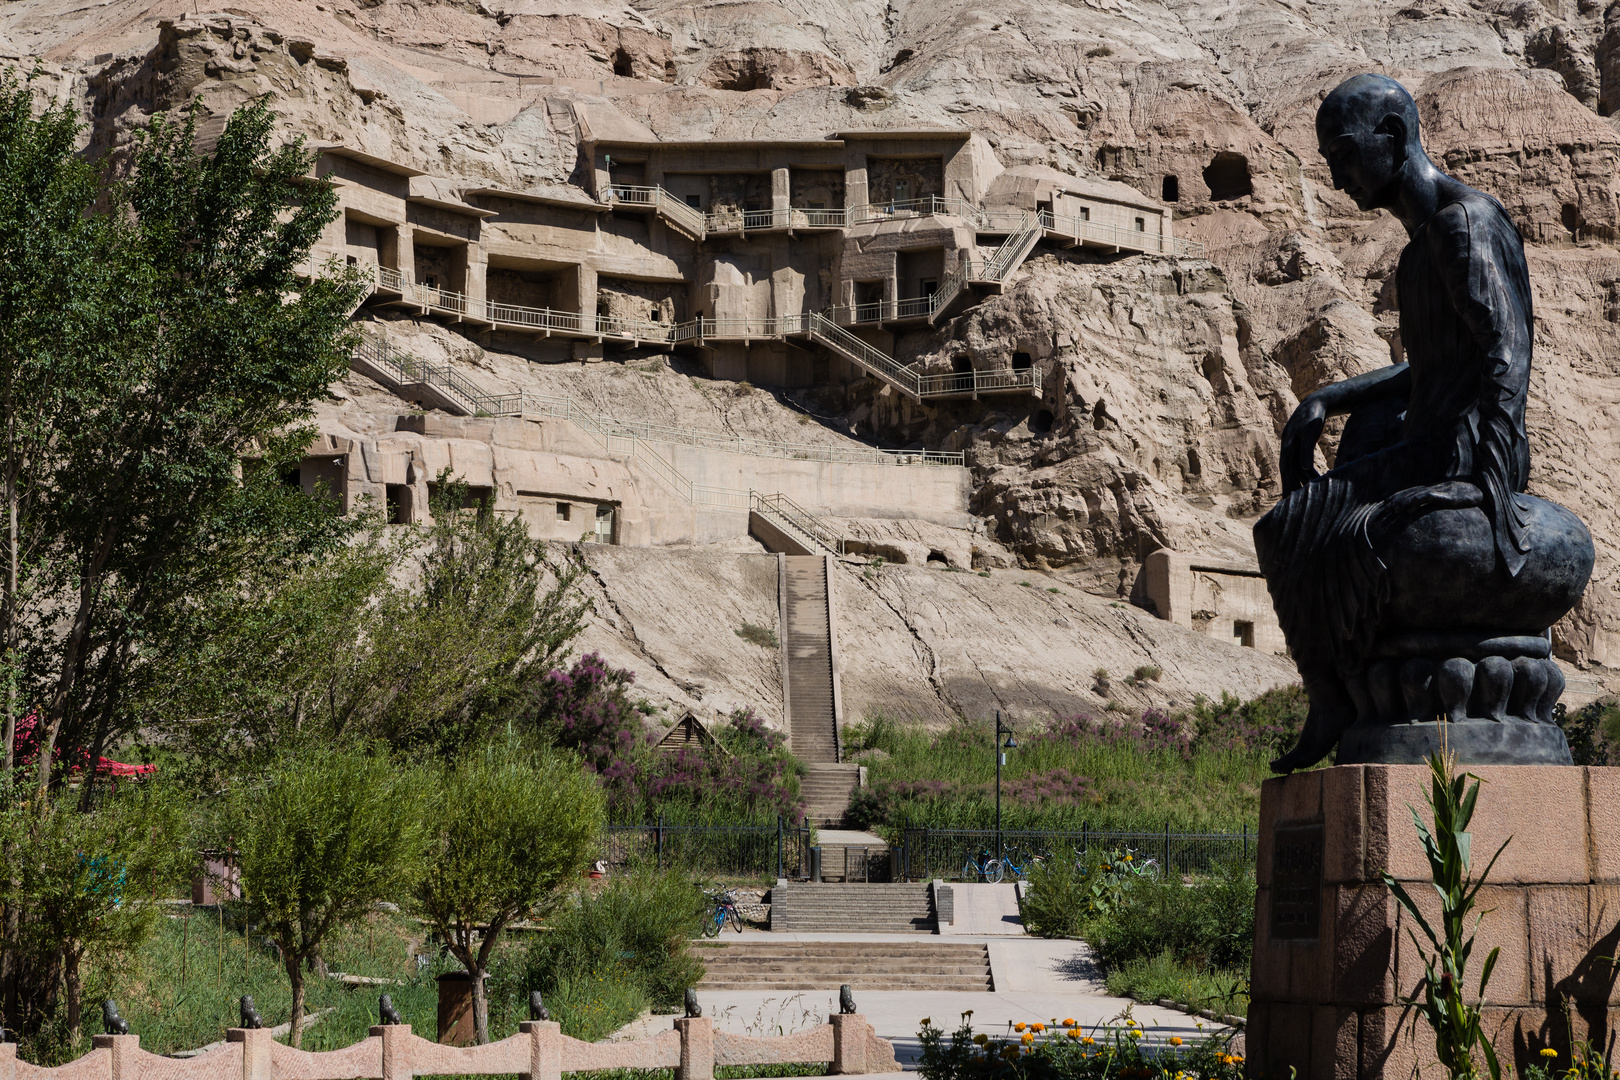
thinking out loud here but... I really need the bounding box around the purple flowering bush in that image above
[532,657,802,823]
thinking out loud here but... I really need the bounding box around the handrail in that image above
[916,366,1042,397]
[750,491,844,555]
[354,331,968,471]
[1038,209,1206,258]
[801,313,923,400]
[847,197,989,228]
[607,184,708,238]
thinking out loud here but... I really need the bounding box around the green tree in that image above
[0,781,187,1045]
[23,96,366,803]
[0,69,108,782]
[357,476,590,755]
[151,477,590,773]
[224,747,425,1047]
[416,743,605,1044]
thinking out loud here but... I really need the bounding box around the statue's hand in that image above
[1280,396,1328,493]
[1368,481,1485,542]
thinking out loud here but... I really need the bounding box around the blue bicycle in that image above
[961,848,1004,883]
[700,887,743,937]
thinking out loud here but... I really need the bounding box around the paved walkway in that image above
[939,883,1025,936]
[615,932,1222,1068]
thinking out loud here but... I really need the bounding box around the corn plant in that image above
[1382,752,1510,1080]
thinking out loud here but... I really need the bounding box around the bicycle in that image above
[699,887,744,937]
[1000,846,1045,881]
[962,848,1004,883]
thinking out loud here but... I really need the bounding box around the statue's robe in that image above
[1253,189,1534,678]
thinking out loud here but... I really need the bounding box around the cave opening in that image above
[1203,151,1253,200]
[1162,175,1180,202]
[612,48,634,77]
[1012,351,1033,371]
[1032,408,1055,434]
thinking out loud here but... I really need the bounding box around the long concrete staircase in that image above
[781,554,861,826]
[768,882,937,933]
[695,940,992,991]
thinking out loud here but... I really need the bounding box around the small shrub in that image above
[1190,684,1308,758]
[1556,697,1620,766]
[1088,859,1255,972]
[1019,580,1033,587]
[977,571,990,578]
[1133,665,1161,683]
[512,869,705,1036]
[734,622,779,649]
[1047,587,1060,594]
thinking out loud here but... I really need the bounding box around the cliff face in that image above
[7,0,1620,687]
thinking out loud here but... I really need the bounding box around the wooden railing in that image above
[0,1015,898,1080]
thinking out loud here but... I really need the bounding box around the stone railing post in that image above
[93,1034,140,1080]
[229,1027,273,1080]
[830,1015,868,1075]
[0,1040,16,1080]
[674,1017,713,1080]
[371,1023,411,1080]
[519,1020,561,1080]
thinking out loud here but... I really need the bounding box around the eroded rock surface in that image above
[12,0,1620,709]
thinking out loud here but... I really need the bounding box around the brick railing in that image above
[0,1016,899,1080]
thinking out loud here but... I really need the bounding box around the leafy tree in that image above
[0,780,187,1045]
[356,476,590,755]
[153,477,590,773]
[223,747,426,1047]
[22,97,366,803]
[0,69,108,782]
[416,742,604,1043]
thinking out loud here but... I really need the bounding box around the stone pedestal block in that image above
[1250,764,1620,1080]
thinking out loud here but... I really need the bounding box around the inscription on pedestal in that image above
[1270,824,1323,940]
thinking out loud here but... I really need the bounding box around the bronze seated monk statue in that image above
[1259,73,1593,772]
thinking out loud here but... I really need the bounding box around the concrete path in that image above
[939,883,1025,936]
[615,932,1224,1069]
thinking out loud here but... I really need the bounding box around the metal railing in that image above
[847,196,989,228]
[917,366,1042,397]
[896,826,1256,881]
[605,819,814,880]
[801,311,925,399]
[833,295,935,324]
[750,490,845,555]
[1039,209,1206,258]
[704,206,850,232]
[607,183,708,237]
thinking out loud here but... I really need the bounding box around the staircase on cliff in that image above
[695,939,991,991]
[780,554,858,826]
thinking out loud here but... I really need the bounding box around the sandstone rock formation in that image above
[8,0,1620,713]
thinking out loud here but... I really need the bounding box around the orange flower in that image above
[1170,1036,1183,1046]
[1014,1023,1027,1033]
[1021,1033,1035,1046]
[1033,1023,1045,1033]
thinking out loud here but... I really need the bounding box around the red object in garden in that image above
[10,711,156,780]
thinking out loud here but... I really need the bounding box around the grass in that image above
[734,623,779,649]
[842,688,1307,836]
[1103,951,1248,1020]
[71,906,448,1059]
[844,717,1272,835]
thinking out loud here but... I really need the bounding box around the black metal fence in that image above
[603,819,813,881]
[895,826,1256,881]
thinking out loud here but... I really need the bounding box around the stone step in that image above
[699,977,990,992]
[696,946,986,960]
[701,961,988,976]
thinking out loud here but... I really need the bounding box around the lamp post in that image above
[994,711,1017,865]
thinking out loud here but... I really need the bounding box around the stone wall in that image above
[1249,764,1620,1080]
[867,157,944,203]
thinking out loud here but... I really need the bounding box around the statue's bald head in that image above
[1316,74,1422,149]
[1315,73,1426,214]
